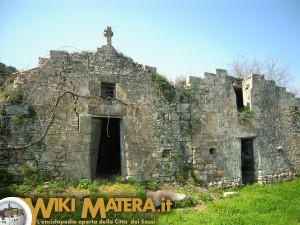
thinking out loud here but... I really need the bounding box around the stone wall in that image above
[0,32,299,187]
[0,44,189,182]
[245,74,300,184]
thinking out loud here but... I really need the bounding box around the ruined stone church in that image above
[0,27,299,187]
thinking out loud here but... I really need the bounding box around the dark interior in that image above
[96,118,121,177]
[234,88,244,112]
[241,139,255,184]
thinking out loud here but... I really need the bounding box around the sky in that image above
[0,202,22,211]
[0,0,299,91]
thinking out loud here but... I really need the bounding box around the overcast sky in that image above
[0,0,299,90]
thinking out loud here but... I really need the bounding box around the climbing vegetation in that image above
[151,73,176,102]
[241,107,254,123]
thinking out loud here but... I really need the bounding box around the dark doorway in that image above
[97,118,121,177]
[234,88,244,112]
[241,139,255,184]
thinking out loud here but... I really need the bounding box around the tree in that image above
[0,62,18,86]
[229,55,292,87]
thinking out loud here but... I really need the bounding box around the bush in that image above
[21,164,50,187]
[0,107,7,116]
[241,107,254,122]
[35,185,44,193]
[0,167,14,187]
[143,179,160,191]
[6,90,23,104]
[17,184,32,194]
[151,73,176,102]
[173,196,197,208]
[0,187,16,198]
[89,183,99,195]
[199,193,213,203]
[49,181,65,193]
[77,179,91,189]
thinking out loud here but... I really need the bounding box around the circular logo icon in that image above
[0,197,32,225]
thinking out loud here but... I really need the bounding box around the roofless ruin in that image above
[0,27,299,187]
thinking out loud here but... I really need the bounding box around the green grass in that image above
[1,170,299,225]
[157,179,300,225]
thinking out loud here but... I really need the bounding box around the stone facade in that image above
[0,28,299,187]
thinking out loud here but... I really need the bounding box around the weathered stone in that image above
[176,103,190,113]
[147,191,186,207]
[223,192,239,197]
[6,105,28,116]
[40,151,57,162]
[79,116,91,134]
[1,27,299,187]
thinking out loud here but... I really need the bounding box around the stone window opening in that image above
[101,83,115,100]
[234,87,244,112]
[162,149,171,158]
[209,148,216,155]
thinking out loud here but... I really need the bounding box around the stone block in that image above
[41,151,57,162]
[66,152,82,163]
[186,76,201,85]
[169,113,179,121]
[6,105,28,116]
[79,116,91,134]
[215,69,228,77]
[171,121,181,135]
[176,103,190,113]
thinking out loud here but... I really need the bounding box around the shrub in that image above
[17,184,32,194]
[143,179,160,191]
[173,196,197,208]
[21,164,49,187]
[199,193,213,203]
[241,107,254,122]
[0,107,7,116]
[6,90,23,104]
[89,183,99,195]
[0,187,16,198]
[0,167,14,187]
[35,185,44,193]
[77,179,91,189]
[49,181,65,193]
[151,73,176,102]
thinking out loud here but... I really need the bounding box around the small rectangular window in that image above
[234,87,244,112]
[101,83,115,99]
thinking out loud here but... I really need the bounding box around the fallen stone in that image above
[223,191,239,197]
[147,190,186,207]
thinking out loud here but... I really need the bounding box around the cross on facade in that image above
[103,26,113,46]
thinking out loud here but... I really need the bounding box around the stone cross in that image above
[103,26,113,46]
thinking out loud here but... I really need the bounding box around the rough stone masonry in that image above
[0,26,299,187]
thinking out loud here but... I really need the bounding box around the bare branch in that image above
[229,55,292,87]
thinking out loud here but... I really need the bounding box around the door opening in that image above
[241,139,255,184]
[97,118,121,177]
[90,117,121,179]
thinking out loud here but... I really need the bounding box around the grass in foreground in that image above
[1,165,299,225]
[157,179,300,225]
